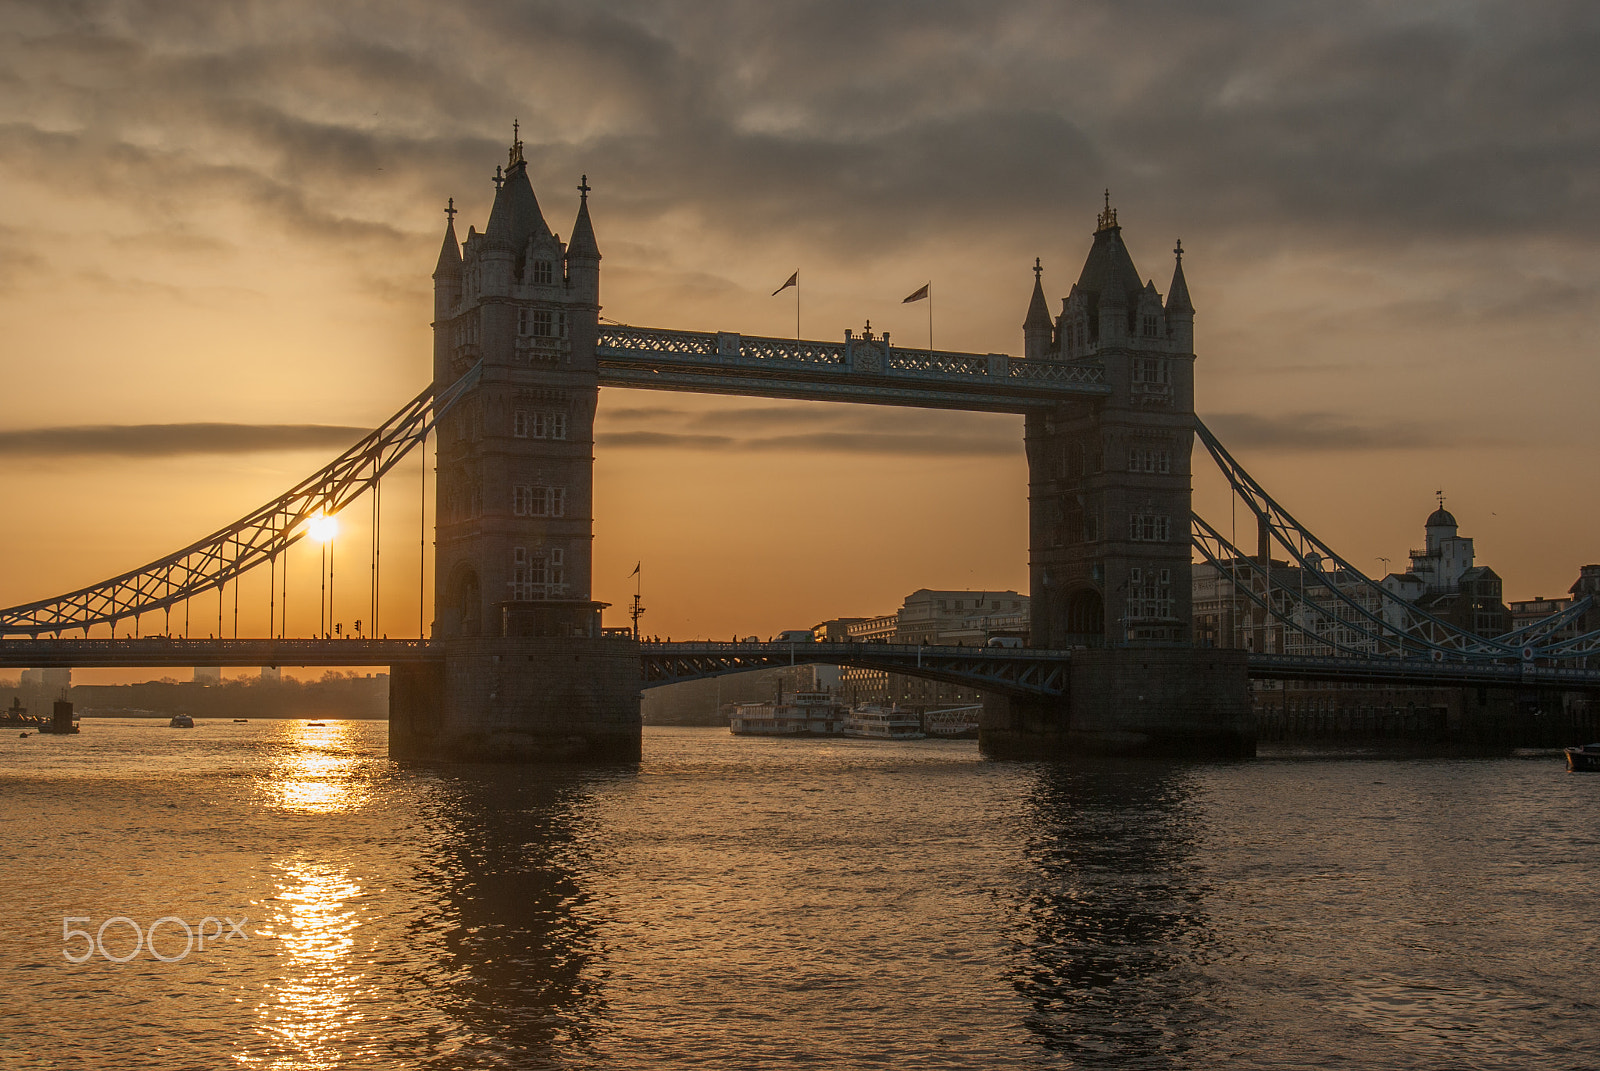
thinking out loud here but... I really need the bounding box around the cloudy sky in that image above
[1,0,1596,656]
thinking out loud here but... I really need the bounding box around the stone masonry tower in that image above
[390,133,641,762]
[981,198,1250,758]
[1026,198,1196,648]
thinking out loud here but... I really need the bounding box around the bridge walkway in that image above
[3,638,1595,695]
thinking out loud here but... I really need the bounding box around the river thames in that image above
[1,720,1595,1069]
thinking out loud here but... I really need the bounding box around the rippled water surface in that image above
[2,720,1596,1069]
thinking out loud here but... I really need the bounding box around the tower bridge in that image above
[2,134,1597,760]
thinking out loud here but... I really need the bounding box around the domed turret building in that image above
[1380,499,1510,637]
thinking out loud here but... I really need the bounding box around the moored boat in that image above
[169,714,195,728]
[842,705,925,740]
[38,700,80,735]
[728,690,845,736]
[1,697,44,728]
[1564,744,1600,772]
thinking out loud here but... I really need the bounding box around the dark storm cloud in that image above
[596,429,1016,456]
[1205,412,1514,452]
[597,431,735,450]
[6,0,1597,263]
[0,424,368,457]
[597,400,1018,455]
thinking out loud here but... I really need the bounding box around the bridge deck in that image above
[1,638,1594,692]
[596,326,1109,412]
[0,638,434,669]
[640,640,1072,697]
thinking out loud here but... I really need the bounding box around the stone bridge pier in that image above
[979,648,1253,758]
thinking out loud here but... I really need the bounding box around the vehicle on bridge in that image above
[777,630,815,643]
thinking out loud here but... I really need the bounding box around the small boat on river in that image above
[1,697,42,729]
[169,714,195,728]
[38,700,80,735]
[1564,744,1600,772]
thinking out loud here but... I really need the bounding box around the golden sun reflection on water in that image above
[244,860,366,1071]
[267,722,366,814]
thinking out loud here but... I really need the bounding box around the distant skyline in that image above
[2,0,1596,683]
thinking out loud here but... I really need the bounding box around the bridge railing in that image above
[1247,652,1600,686]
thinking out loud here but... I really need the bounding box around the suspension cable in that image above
[0,362,480,636]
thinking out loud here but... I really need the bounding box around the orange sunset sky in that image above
[1,2,1596,682]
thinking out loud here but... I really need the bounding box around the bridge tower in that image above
[983,200,1251,757]
[1028,199,1195,648]
[390,134,641,762]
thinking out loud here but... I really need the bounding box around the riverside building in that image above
[1193,505,1597,744]
[820,589,1029,709]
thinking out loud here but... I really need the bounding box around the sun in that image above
[305,512,339,543]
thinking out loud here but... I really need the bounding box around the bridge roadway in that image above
[2,638,1596,695]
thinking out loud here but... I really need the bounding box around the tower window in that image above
[513,485,566,517]
[1128,447,1172,474]
[1133,357,1170,385]
[519,309,556,337]
[1127,568,1174,621]
[514,410,569,440]
[1141,314,1160,337]
[511,546,566,600]
[532,260,554,285]
[1129,514,1171,542]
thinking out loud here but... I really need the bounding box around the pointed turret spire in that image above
[568,174,599,259]
[484,124,550,250]
[1024,257,1050,330]
[1165,238,1193,314]
[1023,258,1053,359]
[434,198,462,278]
[1097,188,1119,233]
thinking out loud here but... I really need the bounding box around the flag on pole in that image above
[629,562,640,577]
[771,272,798,296]
[902,283,930,303]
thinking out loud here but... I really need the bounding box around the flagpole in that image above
[629,561,643,641]
[928,281,934,357]
[773,271,799,339]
